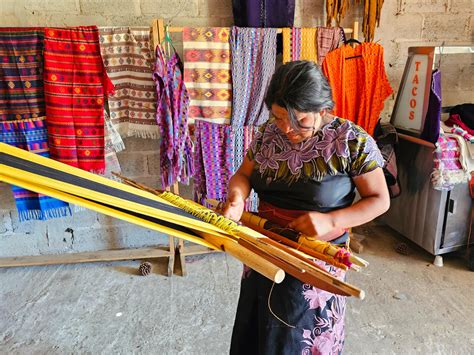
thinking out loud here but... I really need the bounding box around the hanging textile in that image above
[232,0,296,27]
[102,110,124,180]
[282,28,318,63]
[0,117,71,221]
[183,27,232,124]
[420,70,442,144]
[322,42,392,136]
[317,27,343,65]
[193,120,234,204]
[43,26,113,173]
[153,44,194,188]
[0,28,45,121]
[99,27,158,139]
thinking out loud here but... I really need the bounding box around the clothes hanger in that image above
[344,38,363,60]
[161,24,173,58]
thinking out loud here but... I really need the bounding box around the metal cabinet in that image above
[380,138,471,259]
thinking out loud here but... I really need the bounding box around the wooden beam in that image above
[0,247,173,268]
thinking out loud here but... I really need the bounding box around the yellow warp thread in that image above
[159,191,240,234]
[301,28,318,62]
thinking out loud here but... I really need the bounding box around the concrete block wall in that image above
[0,0,472,257]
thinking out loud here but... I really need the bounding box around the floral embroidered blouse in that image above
[248,117,384,213]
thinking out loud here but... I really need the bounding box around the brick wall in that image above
[0,0,472,256]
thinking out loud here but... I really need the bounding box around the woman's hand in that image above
[287,211,336,241]
[221,191,245,222]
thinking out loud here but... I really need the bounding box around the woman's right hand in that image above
[221,191,245,222]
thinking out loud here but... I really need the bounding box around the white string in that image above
[267,282,296,329]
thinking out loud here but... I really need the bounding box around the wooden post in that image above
[352,21,359,41]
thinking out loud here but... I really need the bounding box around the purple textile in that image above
[421,70,442,144]
[193,120,234,204]
[232,0,296,27]
[153,45,194,188]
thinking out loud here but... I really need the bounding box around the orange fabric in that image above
[322,43,393,136]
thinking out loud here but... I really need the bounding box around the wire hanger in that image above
[345,38,362,46]
[435,41,445,70]
[161,24,173,58]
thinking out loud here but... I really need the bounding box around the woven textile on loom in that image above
[43,26,114,173]
[183,27,232,124]
[322,42,392,136]
[282,28,318,63]
[193,120,234,204]
[153,44,194,188]
[99,27,158,139]
[0,117,70,220]
[0,28,45,121]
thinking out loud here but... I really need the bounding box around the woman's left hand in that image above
[287,211,335,240]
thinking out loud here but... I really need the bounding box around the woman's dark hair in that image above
[264,61,334,131]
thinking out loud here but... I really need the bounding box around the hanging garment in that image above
[232,0,296,27]
[317,27,344,65]
[0,28,45,121]
[153,44,194,188]
[193,120,234,204]
[0,117,71,221]
[282,28,318,63]
[102,110,124,180]
[43,26,113,173]
[420,70,441,144]
[183,27,232,124]
[322,42,393,136]
[99,27,158,139]
[230,26,276,167]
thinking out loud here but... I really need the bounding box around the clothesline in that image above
[166,26,355,34]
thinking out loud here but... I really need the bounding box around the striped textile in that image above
[99,27,158,139]
[282,28,318,63]
[43,26,113,173]
[317,27,343,65]
[230,27,276,212]
[193,120,234,204]
[0,117,71,221]
[0,28,45,121]
[183,27,232,124]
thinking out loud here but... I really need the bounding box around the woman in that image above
[222,61,390,354]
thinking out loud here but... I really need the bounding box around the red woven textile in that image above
[43,26,114,173]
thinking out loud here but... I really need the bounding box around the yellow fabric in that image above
[282,28,318,64]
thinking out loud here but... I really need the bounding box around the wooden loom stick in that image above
[113,174,365,298]
[240,216,349,271]
[236,227,365,299]
[239,238,363,298]
[239,211,368,268]
[197,232,285,284]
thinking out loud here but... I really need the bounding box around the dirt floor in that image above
[0,222,473,354]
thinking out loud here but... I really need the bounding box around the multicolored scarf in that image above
[43,26,113,173]
[282,28,318,63]
[99,27,158,139]
[154,44,194,188]
[0,117,71,221]
[0,28,45,121]
[193,120,234,204]
[183,27,232,124]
